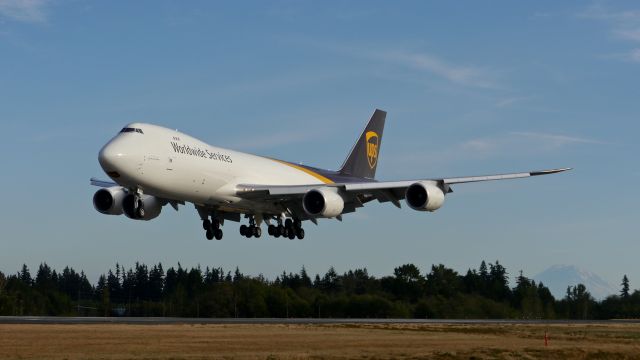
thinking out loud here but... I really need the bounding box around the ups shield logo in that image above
[365,131,379,169]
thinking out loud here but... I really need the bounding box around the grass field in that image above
[1,322,639,359]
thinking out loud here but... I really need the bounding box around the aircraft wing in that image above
[235,168,571,214]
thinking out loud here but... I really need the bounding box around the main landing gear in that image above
[239,216,261,238]
[239,216,304,240]
[203,217,223,240]
[268,218,304,240]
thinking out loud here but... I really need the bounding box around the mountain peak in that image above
[534,265,617,300]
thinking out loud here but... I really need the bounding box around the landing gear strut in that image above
[203,217,223,240]
[132,190,145,218]
[240,216,261,238]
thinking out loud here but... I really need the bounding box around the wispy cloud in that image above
[456,132,605,159]
[388,131,603,173]
[495,96,532,108]
[0,0,49,23]
[510,131,606,146]
[578,4,640,23]
[460,132,604,157]
[379,51,499,89]
[614,28,640,41]
[578,3,640,63]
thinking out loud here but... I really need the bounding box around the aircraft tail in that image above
[338,109,386,179]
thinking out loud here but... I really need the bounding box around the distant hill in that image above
[534,265,617,300]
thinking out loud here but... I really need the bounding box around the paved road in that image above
[1,317,639,325]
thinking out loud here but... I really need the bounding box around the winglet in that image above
[529,168,572,176]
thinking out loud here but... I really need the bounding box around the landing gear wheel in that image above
[294,219,302,229]
[285,219,293,228]
[203,219,211,230]
[288,229,296,240]
[296,228,305,240]
[277,225,285,237]
[245,226,253,238]
[205,229,214,240]
[240,225,247,236]
[214,229,223,240]
[268,225,275,236]
[253,227,261,238]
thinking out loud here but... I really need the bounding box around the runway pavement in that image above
[1,316,639,325]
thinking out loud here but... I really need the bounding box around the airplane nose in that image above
[98,142,125,178]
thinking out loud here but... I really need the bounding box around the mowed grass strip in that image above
[0,323,639,359]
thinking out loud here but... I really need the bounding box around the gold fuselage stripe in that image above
[273,159,335,184]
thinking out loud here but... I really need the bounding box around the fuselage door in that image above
[167,156,174,171]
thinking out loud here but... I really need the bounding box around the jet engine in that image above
[405,181,446,212]
[302,188,344,218]
[93,186,127,215]
[122,193,164,221]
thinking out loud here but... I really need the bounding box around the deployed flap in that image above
[90,178,118,188]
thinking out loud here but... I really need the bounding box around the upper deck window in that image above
[120,127,144,134]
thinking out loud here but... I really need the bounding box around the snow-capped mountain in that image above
[534,265,617,300]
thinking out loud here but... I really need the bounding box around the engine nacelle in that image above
[93,187,126,215]
[122,194,164,221]
[405,181,446,212]
[302,188,345,218]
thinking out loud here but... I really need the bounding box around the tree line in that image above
[0,261,637,319]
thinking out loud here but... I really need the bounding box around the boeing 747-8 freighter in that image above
[91,110,570,240]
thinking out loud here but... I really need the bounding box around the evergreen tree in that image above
[300,266,312,288]
[149,264,164,301]
[343,268,375,295]
[512,271,542,318]
[233,267,243,283]
[565,284,594,319]
[106,269,121,303]
[478,260,489,296]
[462,269,480,294]
[0,271,5,295]
[488,261,510,301]
[19,264,32,285]
[479,261,489,280]
[318,267,340,292]
[621,275,630,298]
[35,263,55,290]
[536,282,556,318]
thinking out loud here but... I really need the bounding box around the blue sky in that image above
[0,1,638,294]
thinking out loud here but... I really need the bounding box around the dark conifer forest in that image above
[0,261,637,319]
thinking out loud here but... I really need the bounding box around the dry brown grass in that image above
[1,322,639,359]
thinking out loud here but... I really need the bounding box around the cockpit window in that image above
[120,127,144,134]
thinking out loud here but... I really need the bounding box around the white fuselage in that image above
[99,123,328,213]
